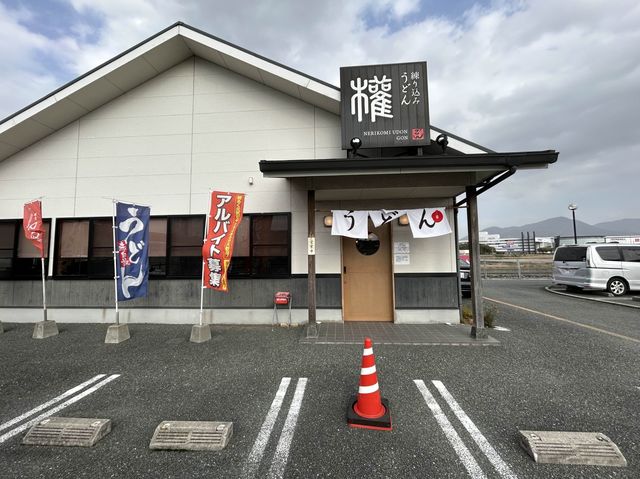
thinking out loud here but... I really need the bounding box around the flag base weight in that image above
[347,396,392,431]
[190,324,211,343]
[105,324,130,344]
[32,320,58,339]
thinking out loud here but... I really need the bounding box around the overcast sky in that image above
[1,0,639,231]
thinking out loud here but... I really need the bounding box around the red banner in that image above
[23,200,45,256]
[202,191,245,291]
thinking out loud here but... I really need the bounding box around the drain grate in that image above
[22,417,111,447]
[519,430,627,467]
[149,421,233,451]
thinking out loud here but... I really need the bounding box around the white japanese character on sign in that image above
[207,258,222,273]
[209,271,222,287]
[350,77,369,122]
[401,71,421,107]
[367,75,393,122]
[350,74,393,123]
[214,207,231,234]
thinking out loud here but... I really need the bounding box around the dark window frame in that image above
[54,217,113,279]
[0,218,51,280]
[164,214,205,279]
[554,246,587,262]
[595,246,622,262]
[621,246,640,263]
[48,212,292,280]
[227,212,291,279]
[148,215,169,278]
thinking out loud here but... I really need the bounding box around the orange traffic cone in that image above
[347,337,392,431]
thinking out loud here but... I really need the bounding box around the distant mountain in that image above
[480,216,640,238]
[593,218,640,236]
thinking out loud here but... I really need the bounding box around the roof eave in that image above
[259,150,559,177]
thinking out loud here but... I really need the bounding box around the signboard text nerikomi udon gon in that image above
[340,62,430,149]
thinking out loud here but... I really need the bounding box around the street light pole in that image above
[568,203,578,244]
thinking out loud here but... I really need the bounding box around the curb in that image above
[544,286,640,310]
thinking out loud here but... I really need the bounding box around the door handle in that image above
[344,266,347,274]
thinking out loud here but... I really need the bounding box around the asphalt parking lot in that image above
[1,279,638,478]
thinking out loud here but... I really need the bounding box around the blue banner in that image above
[115,202,150,301]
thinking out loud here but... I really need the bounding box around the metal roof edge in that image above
[0,21,341,130]
[176,22,339,92]
[0,22,183,126]
[259,150,559,173]
[430,125,495,154]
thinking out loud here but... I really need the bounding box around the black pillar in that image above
[466,186,486,338]
[306,190,318,338]
[453,204,463,323]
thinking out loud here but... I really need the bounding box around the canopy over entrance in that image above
[261,148,558,339]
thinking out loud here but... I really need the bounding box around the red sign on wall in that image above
[202,191,245,292]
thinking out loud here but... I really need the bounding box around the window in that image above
[621,247,640,263]
[53,216,205,279]
[55,219,104,277]
[0,219,51,279]
[0,222,15,279]
[51,214,289,279]
[554,246,586,262]
[89,219,114,277]
[166,216,205,278]
[596,247,622,262]
[149,218,168,276]
[228,214,290,278]
[356,233,380,256]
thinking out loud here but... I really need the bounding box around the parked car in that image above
[552,244,640,296]
[459,258,471,297]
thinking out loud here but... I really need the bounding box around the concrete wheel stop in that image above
[519,430,627,467]
[22,417,112,447]
[105,324,130,344]
[190,324,211,343]
[149,421,233,451]
[33,320,58,339]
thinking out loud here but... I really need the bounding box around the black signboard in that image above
[340,62,430,150]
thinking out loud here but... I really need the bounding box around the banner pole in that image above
[40,255,47,322]
[112,200,119,325]
[199,191,212,327]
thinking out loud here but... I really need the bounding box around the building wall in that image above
[0,56,459,324]
[0,57,342,220]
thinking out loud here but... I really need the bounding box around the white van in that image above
[552,244,640,296]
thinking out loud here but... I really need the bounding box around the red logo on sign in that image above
[431,210,443,223]
[411,128,425,141]
[118,240,132,267]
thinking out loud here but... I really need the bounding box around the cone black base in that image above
[347,396,392,431]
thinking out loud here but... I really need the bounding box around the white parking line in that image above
[0,374,106,433]
[432,381,517,479]
[242,377,291,478]
[0,374,120,444]
[414,380,487,479]
[267,378,308,479]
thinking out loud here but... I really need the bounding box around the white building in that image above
[0,23,558,334]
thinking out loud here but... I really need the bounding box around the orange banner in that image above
[23,200,45,256]
[202,191,245,291]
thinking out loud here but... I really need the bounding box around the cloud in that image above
[1,0,639,229]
